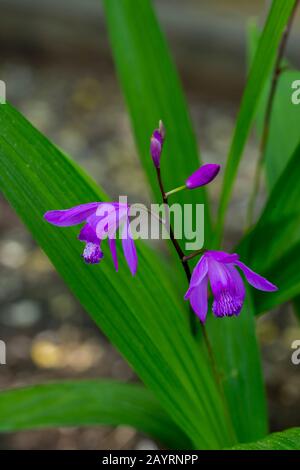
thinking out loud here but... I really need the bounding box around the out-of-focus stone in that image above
[257,319,279,345]
[31,339,62,369]
[22,249,54,279]
[0,240,27,268]
[50,294,76,320]
[135,438,159,451]
[1,300,41,327]
[0,269,23,301]
[114,426,137,448]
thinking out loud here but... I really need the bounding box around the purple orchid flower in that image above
[44,202,138,275]
[150,120,165,168]
[185,250,277,323]
[185,163,220,189]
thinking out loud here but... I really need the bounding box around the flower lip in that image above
[185,163,220,189]
[212,291,243,317]
[82,242,103,264]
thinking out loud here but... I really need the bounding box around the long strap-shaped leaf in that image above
[248,22,300,192]
[102,0,212,243]
[0,104,232,449]
[216,0,296,243]
[0,381,190,449]
[252,240,300,314]
[247,23,300,319]
[102,0,268,444]
[238,143,300,313]
[206,293,267,443]
[230,427,300,450]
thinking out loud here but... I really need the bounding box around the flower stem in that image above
[246,0,299,228]
[155,167,198,335]
[155,168,236,441]
[182,249,204,263]
[165,185,186,197]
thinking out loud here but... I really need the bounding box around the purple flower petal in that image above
[121,219,137,276]
[95,202,123,218]
[226,264,246,302]
[206,250,239,264]
[44,202,99,226]
[108,236,118,272]
[185,163,220,189]
[150,122,165,168]
[95,214,117,239]
[188,277,208,323]
[235,261,278,292]
[88,205,124,240]
[78,224,99,244]
[150,135,162,168]
[207,258,231,297]
[152,129,163,145]
[185,256,208,298]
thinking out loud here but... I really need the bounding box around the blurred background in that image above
[0,0,300,450]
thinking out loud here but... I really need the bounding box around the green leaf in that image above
[0,380,190,449]
[247,22,300,318]
[248,22,300,191]
[230,427,300,450]
[102,0,266,445]
[0,103,233,449]
[216,0,297,242]
[263,70,300,189]
[102,0,212,242]
[206,293,267,442]
[252,240,300,314]
[238,142,300,312]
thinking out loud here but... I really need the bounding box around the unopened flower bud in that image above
[185,163,220,189]
[150,121,165,168]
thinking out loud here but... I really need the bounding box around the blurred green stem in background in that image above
[214,0,297,247]
[246,0,299,228]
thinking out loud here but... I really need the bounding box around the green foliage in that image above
[239,142,300,269]
[206,293,267,442]
[239,146,300,312]
[102,0,212,243]
[240,21,300,314]
[102,0,272,445]
[248,22,300,190]
[0,103,231,449]
[216,0,297,243]
[231,427,300,450]
[0,0,297,451]
[0,381,190,449]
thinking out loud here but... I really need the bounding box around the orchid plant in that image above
[0,0,299,451]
